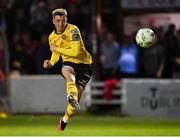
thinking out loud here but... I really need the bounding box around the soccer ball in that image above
[135,28,156,48]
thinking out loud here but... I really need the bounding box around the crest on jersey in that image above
[71,29,78,34]
[62,34,66,39]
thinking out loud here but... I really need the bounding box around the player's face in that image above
[53,15,67,33]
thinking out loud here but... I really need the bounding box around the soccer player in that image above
[43,8,93,131]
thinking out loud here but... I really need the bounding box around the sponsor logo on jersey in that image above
[71,29,78,34]
[72,34,80,41]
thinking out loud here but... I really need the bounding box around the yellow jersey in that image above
[48,23,92,65]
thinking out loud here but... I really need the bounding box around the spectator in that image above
[22,31,39,60]
[100,32,120,80]
[141,28,165,78]
[10,40,34,74]
[162,24,176,78]
[173,30,180,78]
[30,1,49,38]
[13,7,29,33]
[118,35,139,78]
[36,33,51,74]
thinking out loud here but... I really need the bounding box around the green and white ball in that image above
[135,28,156,48]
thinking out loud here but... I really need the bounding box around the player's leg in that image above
[62,84,84,121]
[60,84,84,130]
[77,85,84,103]
[62,66,80,110]
[57,66,79,131]
[57,84,86,131]
[57,104,74,131]
[57,63,92,131]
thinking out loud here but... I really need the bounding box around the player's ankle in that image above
[63,117,68,123]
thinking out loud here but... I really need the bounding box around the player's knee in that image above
[62,67,76,82]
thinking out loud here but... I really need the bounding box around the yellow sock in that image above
[66,82,78,100]
[64,104,75,122]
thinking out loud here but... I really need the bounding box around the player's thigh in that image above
[61,66,76,82]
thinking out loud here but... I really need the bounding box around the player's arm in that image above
[52,41,80,57]
[50,51,60,66]
[43,51,61,69]
[50,29,81,57]
[43,36,61,69]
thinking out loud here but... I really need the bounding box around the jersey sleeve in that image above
[70,27,81,42]
[50,52,60,66]
[48,34,61,66]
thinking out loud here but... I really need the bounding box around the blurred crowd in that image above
[0,0,92,78]
[100,24,180,80]
[0,0,180,81]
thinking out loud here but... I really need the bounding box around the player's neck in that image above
[55,24,68,34]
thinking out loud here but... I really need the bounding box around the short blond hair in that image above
[52,8,67,17]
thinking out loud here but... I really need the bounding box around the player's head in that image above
[52,8,67,33]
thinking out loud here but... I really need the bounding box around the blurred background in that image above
[0,0,180,135]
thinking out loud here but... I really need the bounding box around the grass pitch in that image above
[0,115,180,136]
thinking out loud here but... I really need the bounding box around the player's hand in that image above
[43,60,52,69]
[50,45,58,52]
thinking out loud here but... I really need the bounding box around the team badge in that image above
[62,34,66,39]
